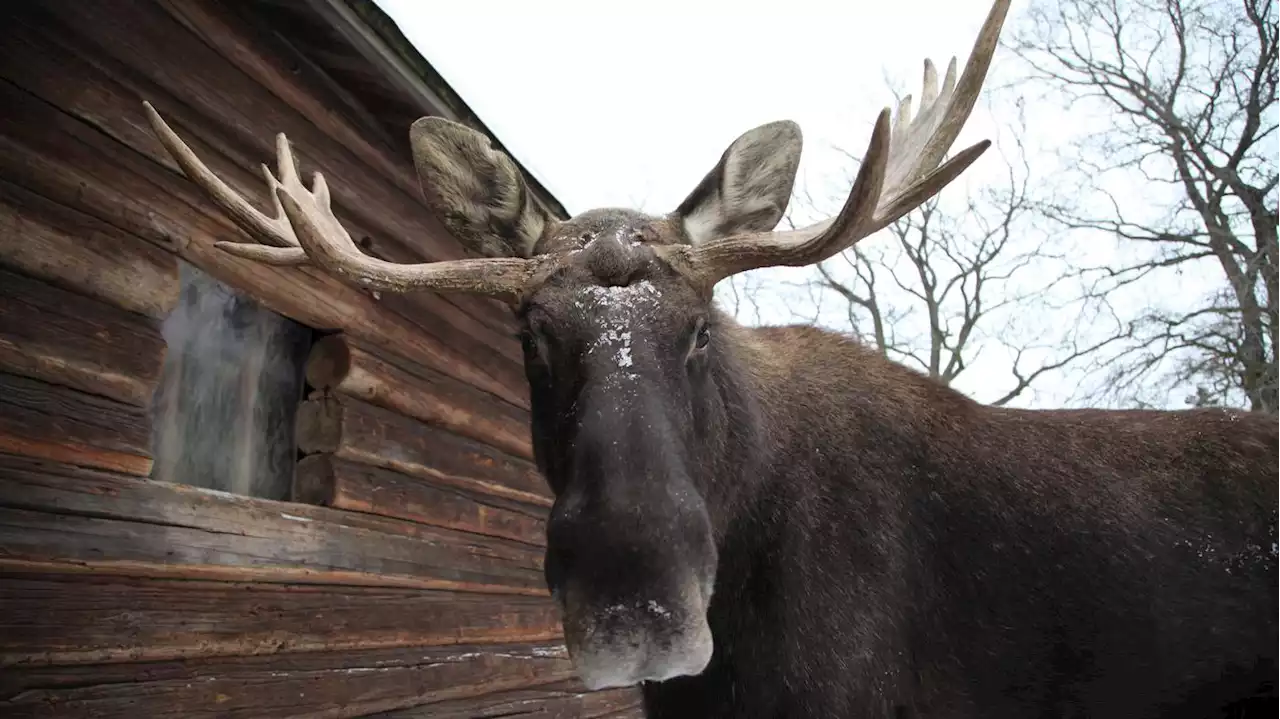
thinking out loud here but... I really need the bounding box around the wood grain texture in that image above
[0,453,546,594]
[0,268,166,406]
[0,573,563,667]
[0,642,574,718]
[295,455,547,547]
[0,1,620,715]
[296,391,548,506]
[0,177,179,319]
[0,1,530,410]
[0,373,152,475]
[367,681,644,718]
[306,334,535,461]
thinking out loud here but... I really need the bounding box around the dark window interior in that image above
[149,261,314,500]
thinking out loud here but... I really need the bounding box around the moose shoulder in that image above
[141,0,1277,715]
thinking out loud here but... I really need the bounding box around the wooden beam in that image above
[0,573,563,667]
[0,373,152,476]
[305,334,535,462]
[302,0,571,222]
[0,4,530,409]
[367,681,644,718]
[296,391,548,507]
[0,268,166,407]
[295,455,547,547]
[150,0,524,355]
[0,67,527,415]
[0,453,546,595]
[0,177,179,320]
[0,642,574,718]
[153,0,424,220]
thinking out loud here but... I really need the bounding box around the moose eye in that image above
[694,323,711,350]
[520,329,540,358]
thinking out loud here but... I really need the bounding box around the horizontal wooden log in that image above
[0,267,166,406]
[369,681,644,718]
[0,573,562,667]
[158,0,529,350]
[296,455,547,547]
[156,0,416,197]
[0,453,546,595]
[0,68,527,418]
[0,642,574,718]
[307,334,534,461]
[296,391,549,507]
[0,177,179,319]
[0,5,530,409]
[0,373,151,475]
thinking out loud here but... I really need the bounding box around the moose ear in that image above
[672,120,802,246]
[409,117,553,259]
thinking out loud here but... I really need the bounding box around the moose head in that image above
[143,0,1009,691]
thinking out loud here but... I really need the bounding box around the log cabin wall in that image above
[0,0,643,716]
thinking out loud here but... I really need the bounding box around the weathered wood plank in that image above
[0,75,527,422]
[158,0,522,348]
[295,455,547,547]
[0,267,166,407]
[0,573,562,667]
[0,177,179,319]
[154,0,418,216]
[368,681,644,718]
[0,453,546,594]
[0,642,574,718]
[296,391,548,507]
[0,3,530,408]
[306,334,535,462]
[0,374,152,475]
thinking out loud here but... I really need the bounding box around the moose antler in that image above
[143,0,1008,299]
[142,102,541,301]
[662,0,1012,287]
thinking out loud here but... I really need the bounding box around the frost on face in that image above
[646,599,672,619]
[575,280,662,381]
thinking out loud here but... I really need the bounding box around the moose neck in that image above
[704,311,975,534]
[675,312,978,705]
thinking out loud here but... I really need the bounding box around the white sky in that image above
[373,0,1223,409]
[377,0,1004,213]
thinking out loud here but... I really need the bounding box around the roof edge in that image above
[307,0,570,221]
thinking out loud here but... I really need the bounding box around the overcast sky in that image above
[377,0,1006,212]
[372,0,1219,409]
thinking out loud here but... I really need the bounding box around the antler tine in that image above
[142,102,540,300]
[674,0,1011,288]
[144,102,306,264]
[666,109,892,282]
[273,183,541,297]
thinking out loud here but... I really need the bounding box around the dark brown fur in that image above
[675,322,1278,717]
[406,117,1278,718]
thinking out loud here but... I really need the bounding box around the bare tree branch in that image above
[1006,0,1278,412]
[786,127,1105,406]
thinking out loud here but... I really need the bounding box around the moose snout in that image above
[559,577,714,690]
[543,480,718,689]
[544,388,719,689]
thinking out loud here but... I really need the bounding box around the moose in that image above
[141,0,1276,715]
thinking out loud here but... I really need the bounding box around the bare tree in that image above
[1006,0,1278,412]
[785,133,1127,407]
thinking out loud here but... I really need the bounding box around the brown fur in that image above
[689,322,1278,718]
[409,117,552,258]
[407,116,1279,717]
